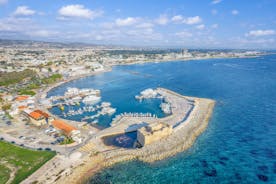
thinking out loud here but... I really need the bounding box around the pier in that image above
[95,88,195,138]
[24,88,215,184]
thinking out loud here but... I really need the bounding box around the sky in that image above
[0,0,276,49]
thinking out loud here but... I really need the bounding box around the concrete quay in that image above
[22,88,215,184]
[95,88,194,138]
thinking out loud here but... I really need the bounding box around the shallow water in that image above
[49,55,276,183]
[103,132,137,148]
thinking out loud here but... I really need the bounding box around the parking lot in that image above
[0,113,62,150]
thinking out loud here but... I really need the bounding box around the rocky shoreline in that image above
[24,60,217,184]
[57,97,215,184]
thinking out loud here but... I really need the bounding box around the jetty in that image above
[97,88,194,137]
[22,88,215,184]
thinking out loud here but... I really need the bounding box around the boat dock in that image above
[95,88,195,138]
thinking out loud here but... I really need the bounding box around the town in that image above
[0,40,264,183]
[0,40,264,149]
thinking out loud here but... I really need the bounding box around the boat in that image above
[101,102,111,107]
[160,103,171,114]
[100,107,116,115]
[59,105,65,111]
[82,95,101,105]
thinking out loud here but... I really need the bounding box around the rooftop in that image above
[29,111,44,120]
[15,95,29,101]
[34,110,49,118]
[51,119,77,135]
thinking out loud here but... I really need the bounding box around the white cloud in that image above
[211,0,222,4]
[231,10,239,15]
[246,29,275,37]
[0,0,8,5]
[172,15,183,22]
[0,17,33,31]
[211,9,218,15]
[136,22,154,28]
[171,15,202,25]
[183,16,202,25]
[13,6,35,16]
[175,31,193,38]
[196,24,205,30]
[155,14,169,25]
[211,24,218,29]
[58,4,103,19]
[27,30,59,37]
[115,17,139,26]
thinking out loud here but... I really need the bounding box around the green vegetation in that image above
[5,112,13,120]
[0,165,10,184]
[0,69,36,86]
[2,103,11,111]
[26,83,40,90]
[45,61,53,66]
[41,74,62,84]
[18,89,36,96]
[60,137,74,145]
[0,141,56,184]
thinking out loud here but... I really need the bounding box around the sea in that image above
[47,54,276,183]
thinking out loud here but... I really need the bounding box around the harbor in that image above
[22,87,215,184]
[57,89,215,184]
[44,87,117,124]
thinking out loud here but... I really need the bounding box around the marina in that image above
[20,54,276,184]
[97,88,196,138]
[53,88,215,184]
[45,87,117,124]
[23,83,215,184]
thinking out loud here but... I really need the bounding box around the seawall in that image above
[57,97,215,184]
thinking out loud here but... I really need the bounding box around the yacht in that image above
[82,95,101,105]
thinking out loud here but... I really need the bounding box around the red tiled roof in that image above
[15,96,29,101]
[29,111,44,120]
[18,106,28,110]
[51,120,77,135]
[34,110,49,118]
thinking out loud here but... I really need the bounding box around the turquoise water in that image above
[48,55,276,183]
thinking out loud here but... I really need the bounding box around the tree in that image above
[2,103,11,111]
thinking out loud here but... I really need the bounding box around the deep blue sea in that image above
[48,55,276,183]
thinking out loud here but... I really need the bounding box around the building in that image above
[28,111,47,126]
[137,122,173,146]
[23,109,49,126]
[51,119,82,143]
[15,95,29,101]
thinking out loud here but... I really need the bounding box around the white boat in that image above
[71,96,82,102]
[160,103,171,114]
[101,107,116,115]
[101,102,111,108]
[65,87,79,96]
[82,95,101,105]
[136,88,159,100]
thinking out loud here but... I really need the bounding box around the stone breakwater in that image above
[57,96,215,184]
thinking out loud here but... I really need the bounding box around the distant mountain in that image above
[0,39,101,48]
